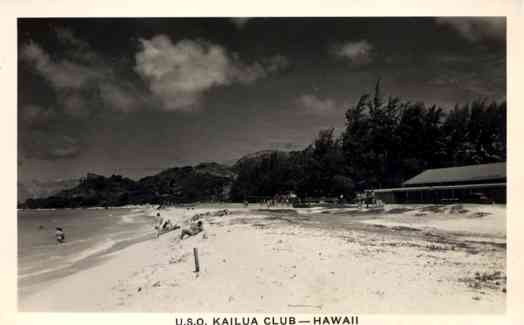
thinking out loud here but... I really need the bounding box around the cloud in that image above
[99,82,148,113]
[436,17,505,42]
[21,29,146,117]
[21,42,102,89]
[230,18,252,29]
[55,27,99,63]
[20,28,146,160]
[297,94,337,115]
[265,55,289,72]
[135,35,288,111]
[20,29,289,160]
[332,40,373,65]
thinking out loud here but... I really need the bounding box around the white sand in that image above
[362,204,506,238]
[19,205,506,313]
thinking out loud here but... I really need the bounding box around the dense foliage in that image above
[231,80,506,200]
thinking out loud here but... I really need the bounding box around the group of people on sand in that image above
[154,212,204,240]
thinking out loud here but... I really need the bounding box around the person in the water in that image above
[55,227,65,243]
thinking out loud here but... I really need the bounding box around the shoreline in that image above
[19,204,506,313]
[17,207,158,300]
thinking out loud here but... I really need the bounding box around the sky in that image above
[18,17,506,182]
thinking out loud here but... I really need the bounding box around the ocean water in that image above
[18,207,155,298]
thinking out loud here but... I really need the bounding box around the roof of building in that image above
[374,182,506,193]
[403,162,506,186]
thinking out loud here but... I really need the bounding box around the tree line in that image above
[230,80,506,201]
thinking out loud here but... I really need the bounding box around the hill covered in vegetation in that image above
[21,163,237,209]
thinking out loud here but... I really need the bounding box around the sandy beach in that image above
[19,204,506,313]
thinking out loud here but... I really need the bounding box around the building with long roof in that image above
[373,162,506,204]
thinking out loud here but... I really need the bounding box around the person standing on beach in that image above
[155,213,163,238]
[55,227,65,244]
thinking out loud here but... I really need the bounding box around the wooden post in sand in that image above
[193,248,200,273]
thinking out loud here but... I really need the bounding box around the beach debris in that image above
[169,254,188,264]
[374,290,385,297]
[137,287,142,292]
[449,205,469,214]
[392,225,420,232]
[468,212,491,218]
[460,270,506,291]
[152,281,161,287]
[475,271,504,282]
[502,287,506,293]
[387,207,414,214]
[426,244,450,252]
[472,296,480,301]
[215,209,231,217]
[421,205,446,213]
